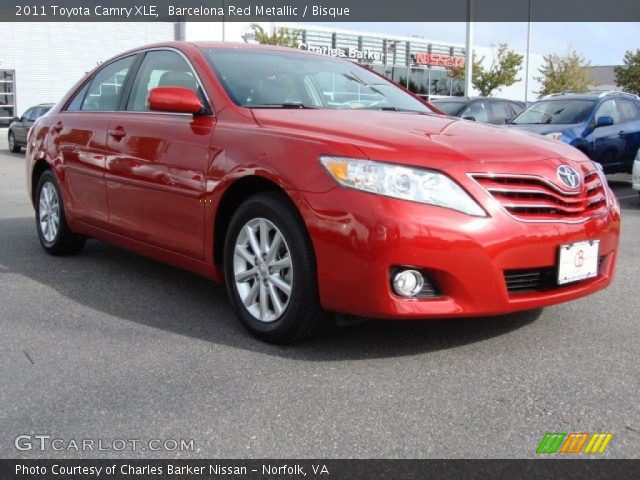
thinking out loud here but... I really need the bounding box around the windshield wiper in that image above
[371,106,423,113]
[249,103,317,109]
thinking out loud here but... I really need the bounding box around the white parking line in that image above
[617,194,638,199]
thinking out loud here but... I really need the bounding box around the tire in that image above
[223,191,327,344]
[35,170,85,255]
[8,131,20,153]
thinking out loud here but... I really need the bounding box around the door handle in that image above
[52,122,63,133]
[108,127,127,139]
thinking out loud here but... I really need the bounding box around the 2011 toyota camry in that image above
[25,42,620,343]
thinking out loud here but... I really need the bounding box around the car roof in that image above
[24,103,54,108]
[537,92,639,102]
[538,94,601,101]
[119,40,336,59]
[432,97,522,103]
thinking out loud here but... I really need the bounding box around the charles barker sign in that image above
[297,43,463,68]
[299,43,383,62]
[413,52,465,68]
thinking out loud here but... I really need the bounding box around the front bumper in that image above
[296,186,620,319]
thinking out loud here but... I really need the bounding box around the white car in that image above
[633,150,640,197]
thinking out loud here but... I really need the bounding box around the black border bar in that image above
[2,0,640,22]
[2,459,640,479]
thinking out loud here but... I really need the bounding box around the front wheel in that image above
[35,171,85,255]
[8,131,20,153]
[223,192,327,344]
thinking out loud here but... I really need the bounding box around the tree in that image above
[251,24,300,49]
[614,49,640,95]
[448,43,523,97]
[536,48,594,97]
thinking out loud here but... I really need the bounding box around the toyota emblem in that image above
[557,165,581,189]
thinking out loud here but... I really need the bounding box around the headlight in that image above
[319,156,486,217]
[544,132,563,141]
[593,161,614,206]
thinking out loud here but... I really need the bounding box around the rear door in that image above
[104,49,214,259]
[618,98,640,165]
[51,54,136,227]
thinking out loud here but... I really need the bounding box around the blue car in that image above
[510,92,640,173]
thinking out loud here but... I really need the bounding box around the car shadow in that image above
[1,148,25,158]
[605,173,639,209]
[0,216,542,361]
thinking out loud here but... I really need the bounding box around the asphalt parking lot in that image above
[0,131,638,459]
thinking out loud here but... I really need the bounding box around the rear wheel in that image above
[223,192,327,344]
[35,171,85,255]
[8,131,20,153]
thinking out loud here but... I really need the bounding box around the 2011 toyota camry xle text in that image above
[25,42,620,343]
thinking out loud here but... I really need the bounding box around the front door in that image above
[589,99,627,169]
[105,49,214,259]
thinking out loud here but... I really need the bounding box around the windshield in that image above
[432,101,465,116]
[512,99,595,125]
[201,48,432,113]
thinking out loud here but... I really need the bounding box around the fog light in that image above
[392,269,424,298]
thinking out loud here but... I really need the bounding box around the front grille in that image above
[504,256,605,294]
[504,267,557,293]
[471,171,607,221]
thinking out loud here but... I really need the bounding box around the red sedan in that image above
[26,42,620,343]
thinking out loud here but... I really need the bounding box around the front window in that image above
[126,50,205,112]
[433,101,465,116]
[594,99,620,124]
[512,99,595,125]
[460,102,490,123]
[201,48,433,113]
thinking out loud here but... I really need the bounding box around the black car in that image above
[431,97,526,125]
[7,103,53,153]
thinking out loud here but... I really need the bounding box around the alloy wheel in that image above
[8,133,15,151]
[233,217,293,322]
[38,182,60,243]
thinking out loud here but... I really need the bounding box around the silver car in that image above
[633,149,640,197]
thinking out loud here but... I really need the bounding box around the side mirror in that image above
[462,116,476,121]
[148,87,203,115]
[595,116,614,128]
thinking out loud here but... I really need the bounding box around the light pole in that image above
[222,0,226,41]
[464,0,474,97]
[524,0,532,102]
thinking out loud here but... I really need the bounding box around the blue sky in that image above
[307,23,639,65]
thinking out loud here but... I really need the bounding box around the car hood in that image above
[251,109,590,169]
[506,123,579,135]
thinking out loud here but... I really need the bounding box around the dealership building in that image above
[1,21,546,124]
[0,22,175,125]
